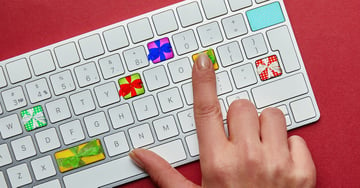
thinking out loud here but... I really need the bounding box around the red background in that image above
[1,0,359,187]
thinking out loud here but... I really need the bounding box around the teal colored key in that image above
[246,2,285,31]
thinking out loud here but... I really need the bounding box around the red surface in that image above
[1,0,360,187]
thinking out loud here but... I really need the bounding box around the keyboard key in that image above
[0,114,22,139]
[177,2,203,27]
[94,82,120,107]
[104,131,129,157]
[147,37,174,64]
[7,163,32,187]
[197,22,223,47]
[50,70,76,95]
[55,139,105,173]
[256,0,269,3]
[11,136,36,161]
[185,134,199,156]
[192,49,219,70]
[46,98,71,123]
[242,33,268,59]
[222,13,248,39]
[143,65,170,91]
[219,99,227,120]
[69,90,96,115]
[182,82,193,105]
[256,55,283,81]
[246,2,285,31]
[227,91,251,106]
[0,172,8,188]
[128,18,154,43]
[35,128,61,153]
[33,179,61,188]
[133,96,159,121]
[0,67,7,88]
[108,104,134,129]
[217,41,244,67]
[20,105,47,131]
[231,63,258,89]
[168,57,192,83]
[1,86,27,111]
[152,10,178,35]
[74,62,100,87]
[129,123,154,148]
[54,42,80,68]
[118,73,145,99]
[267,26,301,73]
[84,112,110,137]
[25,78,52,103]
[6,58,31,84]
[290,97,316,123]
[201,0,228,19]
[252,73,308,108]
[123,46,149,71]
[59,120,85,145]
[216,71,233,96]
[157,88,183,113]
[78,34,105,60]
[30,50,56,76]
[0,144,12,167]
[103,26,129,52]
[153,115,179,141]
[285,115,292,126]
[172,30,199,55]
[177,108,196,132]
[31,155,56,180]
[63,140,185,188]
[228,0,252,11]
[99,53,125,79]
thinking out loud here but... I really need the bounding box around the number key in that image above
[98,54,125,79]
[74,62,100,87]
[172,30,199,55]
[123,46,149,71]
[25,78,51,103]
[50,70,76,95]
[1,86,27,111]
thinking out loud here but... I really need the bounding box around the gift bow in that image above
[22,109,46,126]
[148,40,172,62]
[119,76,143,97]
[56,140,103,168]
[257,58,281,78]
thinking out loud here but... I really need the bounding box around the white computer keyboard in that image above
[0,0,320,187]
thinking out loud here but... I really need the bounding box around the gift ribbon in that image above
[22,109,46,127]
[119,76,143,97]
[148,40,172,62]
[56,140,103,169]
[256,58,281,78]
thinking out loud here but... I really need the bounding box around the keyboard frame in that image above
[0,0,320,187]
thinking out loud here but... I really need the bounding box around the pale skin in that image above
[129,54,316,188]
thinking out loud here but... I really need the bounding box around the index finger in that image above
[192,54,227,157]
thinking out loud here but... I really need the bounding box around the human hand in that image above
[129,54,316,188]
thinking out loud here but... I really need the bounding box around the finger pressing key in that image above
[192,54,227,157]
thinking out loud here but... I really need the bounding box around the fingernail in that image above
[196,53,212,70]
[129,150,144,169]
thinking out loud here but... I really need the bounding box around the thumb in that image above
[129,148,199,188]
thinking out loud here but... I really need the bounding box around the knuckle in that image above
[194,103,222,120]
[293,169,317,187]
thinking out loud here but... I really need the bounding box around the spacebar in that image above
[251,73,308,108]
[63,139,186,188]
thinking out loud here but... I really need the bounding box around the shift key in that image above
[252,73,308,108]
